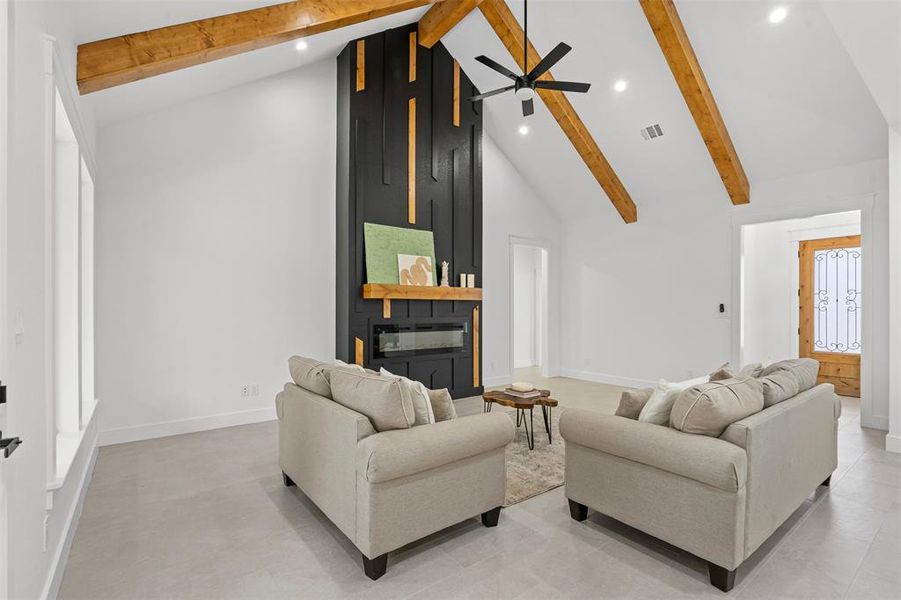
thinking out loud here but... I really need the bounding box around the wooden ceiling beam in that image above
[478,0,637,223]
[639,0,750,205]
[417,0,483,48]
[77,0,442,95]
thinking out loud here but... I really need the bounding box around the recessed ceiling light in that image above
[613,79,628,93]
[768,6,788,24]
[518,125,530,136]
[295,40,309,51]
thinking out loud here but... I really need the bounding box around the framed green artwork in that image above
[363,223,437,285]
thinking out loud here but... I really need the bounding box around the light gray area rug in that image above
[503,408,564,506]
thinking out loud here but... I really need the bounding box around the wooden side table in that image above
[482,389,558,450]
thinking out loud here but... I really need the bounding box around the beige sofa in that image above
[276,382,514,580]
[560,383,840,592]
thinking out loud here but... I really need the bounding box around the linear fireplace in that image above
[373,323,468,359]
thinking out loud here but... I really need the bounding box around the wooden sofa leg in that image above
[821,475,831,487]
[362,553,388,580]
[707,562,736,592]
[282,471,295,487]
[481,506,501,527]
[568,499,588,522]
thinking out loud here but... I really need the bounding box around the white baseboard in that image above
[99,406,277,446]
[482,374,512,388]
[559,368,656,390]
[861,414,889,432]
[43,444,98,600]
[886,433,901,454]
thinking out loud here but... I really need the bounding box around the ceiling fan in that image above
[467,0,591,117]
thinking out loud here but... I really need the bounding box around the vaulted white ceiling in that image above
[71,0,895,221]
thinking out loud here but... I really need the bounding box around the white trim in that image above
[886,434,901,454]
[559,368,656,390]
[40,443,97,600]
[98,406,277,447]
[731,195,882,430]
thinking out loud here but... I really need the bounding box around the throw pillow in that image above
[709,363,735,382]
[758,369,800,407]
[670,377,764,436]
[638,376,709,425]
[288,356,332,398]
[760,358,819,393]
[427,388,457,422]
[379,367,436,426]
[329,367,415,431]
[614,388,654,420]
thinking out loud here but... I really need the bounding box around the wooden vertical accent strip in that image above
[383,299,392,318]
[355,337,364,366]
[409,31,417,82]
[799,240,812,360]
[472,305,480,387]
[356,40,365,91]
[408,97,417,224]
[453,59,460,127]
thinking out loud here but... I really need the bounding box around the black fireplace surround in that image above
[334,24,483,397]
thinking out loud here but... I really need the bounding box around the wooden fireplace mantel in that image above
[363,284,482,319]
[362,284,482,302]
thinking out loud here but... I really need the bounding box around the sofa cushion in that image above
[709,363,734,382]
[615,388,653,420]
[759,369,800,407]
[379,367,435,426]
[670,377,764,437]
[288,356,332,398]
[638,376,709,425]
[427,388,457,422]
[329,367,415,431]
[760,359,819,393]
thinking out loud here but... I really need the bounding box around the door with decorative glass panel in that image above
[799,235,861,397]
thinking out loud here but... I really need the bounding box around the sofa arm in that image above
[357,412,514,484]
[560,409,747,492]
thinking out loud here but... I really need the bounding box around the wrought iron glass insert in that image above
[813,247,861,354]
[373,323,468,359]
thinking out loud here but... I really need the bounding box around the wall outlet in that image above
[241,384,260,398]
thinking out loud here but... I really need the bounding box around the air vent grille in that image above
[641,124,664,141]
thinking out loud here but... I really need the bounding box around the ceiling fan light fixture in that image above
[515,86,535,101]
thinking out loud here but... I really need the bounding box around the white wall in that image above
[4,1,100,598]
[513,244,541,368]
[742,211,861,365]
[96,62,337,444]
[482,136,562,385]
[560,158,890,429]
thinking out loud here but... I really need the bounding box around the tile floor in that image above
[59,370,901,599]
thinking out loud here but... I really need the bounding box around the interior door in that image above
[1,1,10,596]
[799,235,861,397]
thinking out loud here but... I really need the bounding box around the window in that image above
[47,64,95,487]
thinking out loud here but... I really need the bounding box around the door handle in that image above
[0,434,22,458]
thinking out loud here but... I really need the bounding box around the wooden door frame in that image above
[731,197,880,429]
[798,235,862,395]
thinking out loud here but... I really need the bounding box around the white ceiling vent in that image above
[641,124,664,141]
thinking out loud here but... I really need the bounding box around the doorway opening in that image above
[510,240,548,381]
[740,210,863,399]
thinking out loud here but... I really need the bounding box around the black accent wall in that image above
[336,23,483,398]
